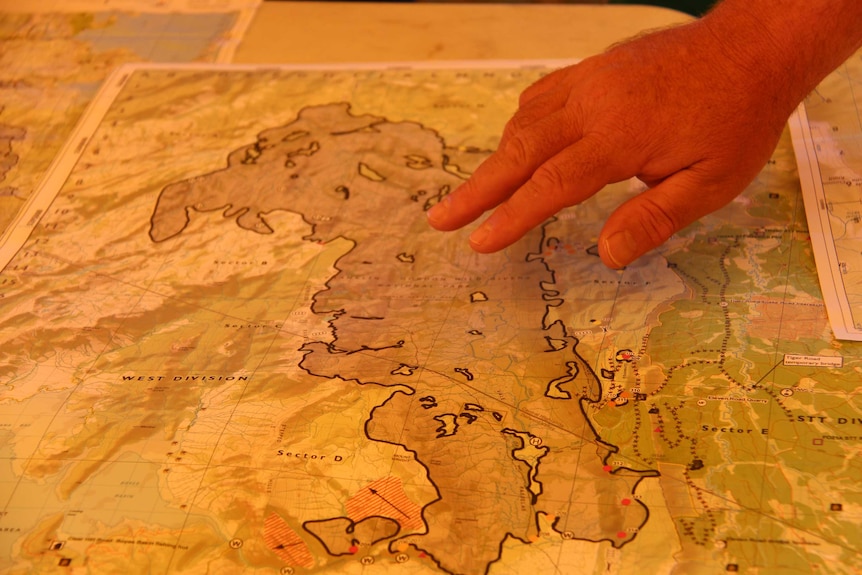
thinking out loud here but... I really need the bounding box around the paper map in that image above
[1,63,861,574]
[790,48,862,341]
[0,0,259,238]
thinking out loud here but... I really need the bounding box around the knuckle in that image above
[500,187,549,232]
[501,133,533,167]
[518,87,537,107]
[518,83,545,107]
[635,197,681,248]
[530,163,569,197]
[492,199,534,239]
[495,199,522,225]
[501,115,528,141]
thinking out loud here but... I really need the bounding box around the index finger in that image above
[427,106,582,231]
[467,134,631,253]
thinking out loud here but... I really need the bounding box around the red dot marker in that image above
[348,545,358,554]
[602,465,612,472]
[621,498,632,506]
[616,531,627,538]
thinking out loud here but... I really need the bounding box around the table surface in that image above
[235,1,692,64]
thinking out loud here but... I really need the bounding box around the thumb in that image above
[597,169,740,268]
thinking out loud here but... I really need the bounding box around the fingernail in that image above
[426,195,450,226]
[469,222,492,249]
[603,230,639,268]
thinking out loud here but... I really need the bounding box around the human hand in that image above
[426,19,796,268]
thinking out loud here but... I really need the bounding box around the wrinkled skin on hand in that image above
[426,20,795,268]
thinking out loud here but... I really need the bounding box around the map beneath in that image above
[1,63,861,575]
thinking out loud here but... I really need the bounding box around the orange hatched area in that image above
[263,512,315,568]
[346,476,425,532]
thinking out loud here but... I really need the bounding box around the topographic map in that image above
[1,64,861,575]
[0,0,259,236]
[790,48,862,341]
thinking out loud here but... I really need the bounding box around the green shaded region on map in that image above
[1,66,861,575]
